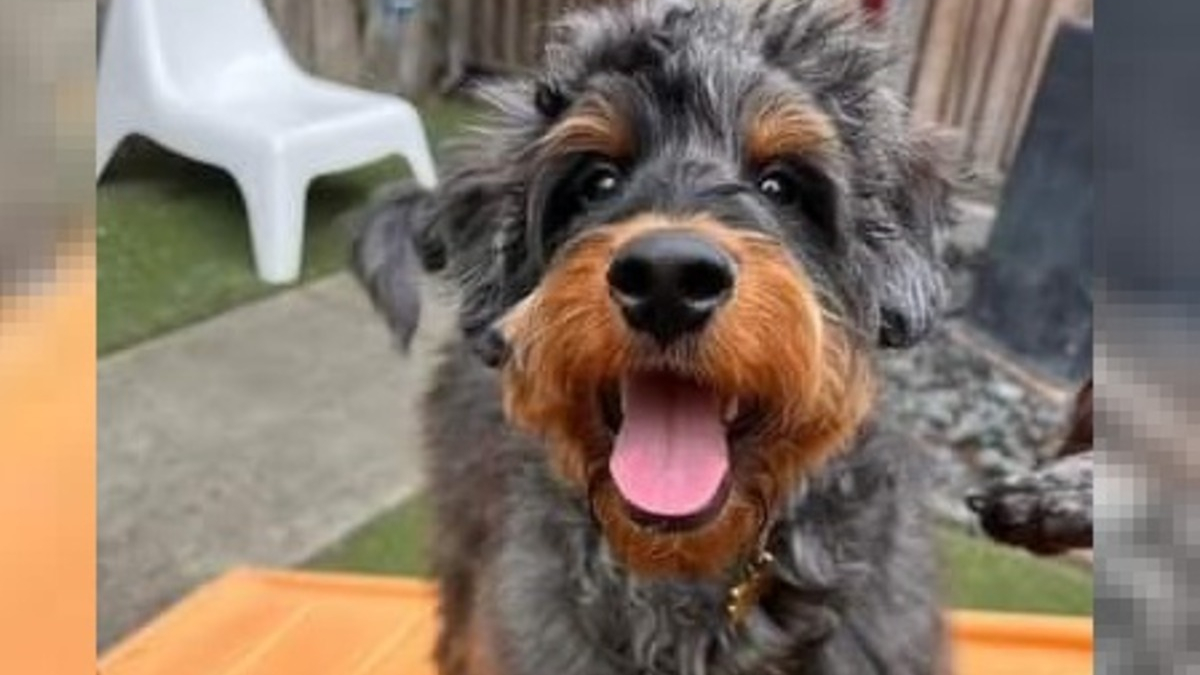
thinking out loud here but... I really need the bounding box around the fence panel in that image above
[249,0,1094,186]
[449,0,603,74]
[908,0,1093,186]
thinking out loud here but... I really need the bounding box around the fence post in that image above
[266,0,317,72]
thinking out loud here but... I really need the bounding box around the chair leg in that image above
[394,124,438,189]
[96,123,129,180]
[237,172,308,285]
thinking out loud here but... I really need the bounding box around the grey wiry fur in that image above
[352,1,953,673]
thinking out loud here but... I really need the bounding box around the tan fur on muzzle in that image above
[495,214,875,577]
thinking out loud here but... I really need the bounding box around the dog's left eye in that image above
[756,166,799,205]
[576,161,624,206]
[754,162,839,237]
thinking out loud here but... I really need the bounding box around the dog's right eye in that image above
[754,161,839,238]
[755,164,801,206]
[575,161,624,207]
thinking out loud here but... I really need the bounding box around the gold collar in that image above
[725,548,777,625]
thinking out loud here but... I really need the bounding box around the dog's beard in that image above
[494,214,875,579]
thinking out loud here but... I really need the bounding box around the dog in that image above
[353,1,954,672]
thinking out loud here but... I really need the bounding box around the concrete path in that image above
[98,273,455,649]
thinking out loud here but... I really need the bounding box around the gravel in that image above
[867,198,1079,525]
[877,325,1072,526]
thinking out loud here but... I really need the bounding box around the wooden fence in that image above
[98,0,1093,186]
[905,0,1094,186]
[263,0,364,84]
[437,0,1094,186]
[444,0,602,75]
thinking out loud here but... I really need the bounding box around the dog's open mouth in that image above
[599,371,757,531]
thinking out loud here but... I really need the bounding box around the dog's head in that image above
[360,0,952,579]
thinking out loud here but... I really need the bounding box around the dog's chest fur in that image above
[425,349,943,675]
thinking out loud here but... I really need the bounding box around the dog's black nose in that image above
[607,231,734,345]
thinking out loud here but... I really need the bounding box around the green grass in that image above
[306,494,1093,617]
[305,495,433,577]
[97,97,481,355]
[938,528,1093,616]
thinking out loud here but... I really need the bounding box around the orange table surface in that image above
[100,569,1093,675]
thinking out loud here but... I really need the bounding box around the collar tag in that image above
[725,549,776,625]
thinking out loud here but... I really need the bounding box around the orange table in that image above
[100,570,1093,675]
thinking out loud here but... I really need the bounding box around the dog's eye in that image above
[754,162,838,236]
[576,161,624,206]
[756,166,799,205]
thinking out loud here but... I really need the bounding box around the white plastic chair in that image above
[96,0,438,284]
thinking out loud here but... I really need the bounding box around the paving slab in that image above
[98,272,455,649]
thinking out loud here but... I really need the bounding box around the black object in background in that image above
[968,22,1094,383]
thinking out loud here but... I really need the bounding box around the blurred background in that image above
[1,0,93,672]
[1094,1,1200,672]
[92,0,1101,653]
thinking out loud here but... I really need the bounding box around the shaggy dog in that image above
[353,1,954,672]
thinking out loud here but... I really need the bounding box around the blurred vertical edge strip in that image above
[0,243,96,674]
[0,0,96,671]
[1095,0,1200,673]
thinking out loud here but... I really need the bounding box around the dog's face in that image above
[374,0,952,579]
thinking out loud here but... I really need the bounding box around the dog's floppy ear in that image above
[350,182,445,349]
[872,135,954,349]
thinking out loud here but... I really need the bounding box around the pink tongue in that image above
[609,373,730,517]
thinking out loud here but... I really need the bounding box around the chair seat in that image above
[180,77,407,140]
[99,569,1095,675]
[156,79,416,172]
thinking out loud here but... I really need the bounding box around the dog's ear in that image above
[872,135,954,348]
[349,182,444,349]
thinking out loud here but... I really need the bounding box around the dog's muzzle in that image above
[479,213,874,576]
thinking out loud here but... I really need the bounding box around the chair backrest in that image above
[104,0,297,97]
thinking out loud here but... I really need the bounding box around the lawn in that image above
[306,495,1093,617]
[97,97,480,354]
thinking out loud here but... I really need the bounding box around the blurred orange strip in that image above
[101,570,1093,675]
[0,247,96,674]
[950,609,1093,675]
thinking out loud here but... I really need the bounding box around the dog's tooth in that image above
[723,398,739,424]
